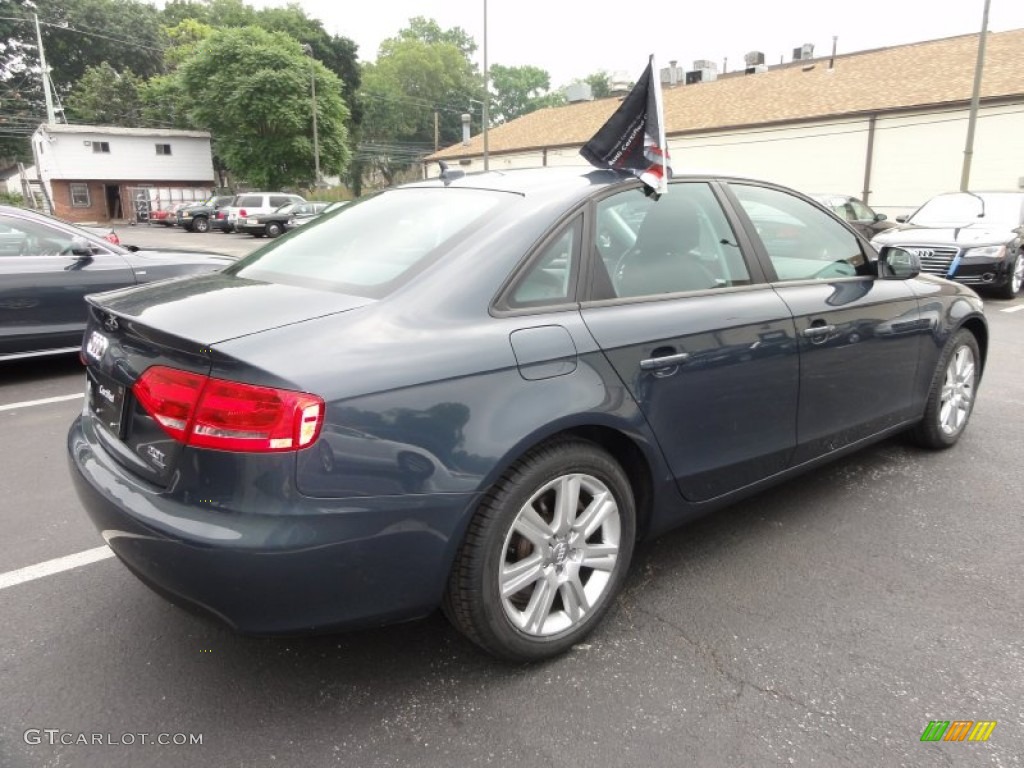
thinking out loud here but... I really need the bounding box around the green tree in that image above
[584,71,612,99]
[179,26,350,189]
[489,64,564,124]
[396,16,477,58]
[2,0,166,93]
[67,63,143,125]
[359,19,480,185]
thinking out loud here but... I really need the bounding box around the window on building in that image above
[156,143,172,155]
[92,142,110,153]
[70,183,91,208]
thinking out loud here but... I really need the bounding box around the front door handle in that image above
[640,352,691,371]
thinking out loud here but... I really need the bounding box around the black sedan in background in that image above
[68,168,986,661]
[871,191,1024,298]
[811,193,895,239]
[237,201,330,238]
[0,205,234,361]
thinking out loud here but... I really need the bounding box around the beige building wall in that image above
[424,102,1024,220]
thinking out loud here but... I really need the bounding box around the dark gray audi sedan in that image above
[68,168,987,661]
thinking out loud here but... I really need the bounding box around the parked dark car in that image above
[68,168,987,661]
[811,194,894,239]
[0,205,234,361]
[237,201,330,238]
[178,195,235,233]
[870,191,1024,298]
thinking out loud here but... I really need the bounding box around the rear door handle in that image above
[640,352,691,371]
[801,324,836,339]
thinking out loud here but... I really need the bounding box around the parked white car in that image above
[222,193,304,233]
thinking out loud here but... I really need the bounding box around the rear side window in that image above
[229,188,504,298]
[236,195,262,207]
[270,195,295,208]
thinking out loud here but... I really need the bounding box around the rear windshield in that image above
[226,188,504,298]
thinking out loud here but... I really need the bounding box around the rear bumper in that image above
[67,414,478,634]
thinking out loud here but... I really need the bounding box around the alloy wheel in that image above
[939,345,975,436]
[499,473,621,637]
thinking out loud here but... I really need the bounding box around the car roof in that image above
[401,166,773,205]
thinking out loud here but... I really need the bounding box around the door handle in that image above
[801,324,836,339]
[640,352,691,371]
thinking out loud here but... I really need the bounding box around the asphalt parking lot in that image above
[1,265,1022,766]
[113,220,267,259]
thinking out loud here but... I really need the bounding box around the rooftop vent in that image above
[744,51,765,67]
[792,43,815,61]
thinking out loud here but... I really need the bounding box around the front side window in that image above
[732,184,866,282]
[70,183,91,208]
[0,214,104,257]
[229,188,504,298]
[849,199,874,221]
[595,182,751,300]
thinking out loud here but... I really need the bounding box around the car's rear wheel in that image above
[266,221,284,238]
[444,439,635,661]
[910,329,980,449]
[192,216,209,233]
[996,251,1023,299]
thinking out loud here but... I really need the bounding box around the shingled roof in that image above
[431,28,1024,160]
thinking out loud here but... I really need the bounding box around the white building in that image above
[30,124,216,222]
[427,29,1024,219]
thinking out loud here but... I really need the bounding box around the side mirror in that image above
[874,212,887,222]
[69,237,94,259]
[895,214,909,223]
[879,247,920,280]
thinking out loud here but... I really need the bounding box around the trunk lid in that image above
[81,273,372,486]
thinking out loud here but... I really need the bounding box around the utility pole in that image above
[961,0,991,192]
[482,0,489,171]
[302,44,322,186]
[34,14,56,125]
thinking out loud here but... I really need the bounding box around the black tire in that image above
[192,216,209,233]
[995,251,1023,299]
[265,221,284,238]
[443,438,635,661]
[910,329,980,449]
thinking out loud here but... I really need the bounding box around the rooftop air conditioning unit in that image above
[744,63,768,75]
[744,51,765,67]
[793,43,815,61]
[692,59,717,73]
[685,68,717,85]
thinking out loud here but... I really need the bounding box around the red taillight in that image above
[132,366,324,453]
[216,211,225,219]
[239,209,247,217]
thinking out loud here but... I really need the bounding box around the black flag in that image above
[579,55,670,195]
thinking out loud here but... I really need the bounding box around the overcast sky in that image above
[213,0,1024,87]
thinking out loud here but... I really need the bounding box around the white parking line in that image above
[0,393,84,412]
[0,546,114,591]
[1000,305,1024,313]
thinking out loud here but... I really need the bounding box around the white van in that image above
[223,193,305,232]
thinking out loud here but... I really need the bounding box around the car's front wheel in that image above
[910,329,980,449]
[996,251,1023,299]
[191,215,209,233]
[266,221,284,238]
[444,439,635,661]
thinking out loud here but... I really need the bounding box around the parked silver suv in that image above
[222,193,305,233]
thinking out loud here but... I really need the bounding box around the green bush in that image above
[0,191,25,206]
